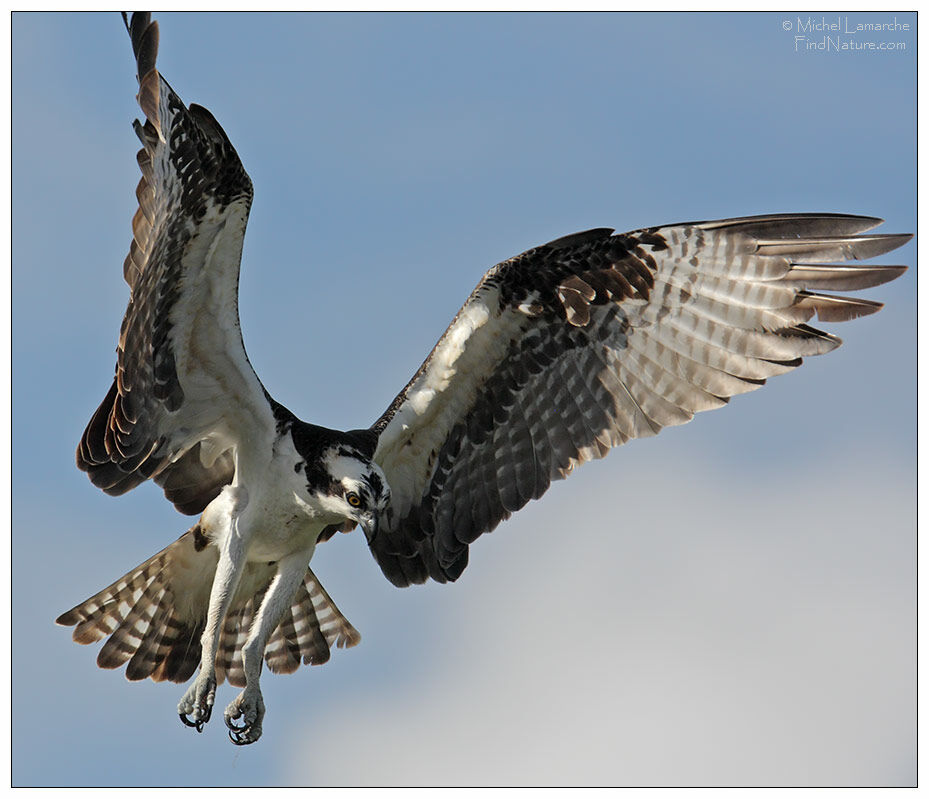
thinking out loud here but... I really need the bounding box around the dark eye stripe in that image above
[367,472,384,498]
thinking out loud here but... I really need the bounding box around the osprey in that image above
[58,12,911,746]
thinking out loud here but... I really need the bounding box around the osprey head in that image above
[304,444,390,544]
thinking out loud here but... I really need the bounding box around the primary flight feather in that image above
[57,12,911,745]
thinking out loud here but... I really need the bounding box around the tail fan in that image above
[57,527,359,685]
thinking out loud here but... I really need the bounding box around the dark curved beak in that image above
[360,512,379,545]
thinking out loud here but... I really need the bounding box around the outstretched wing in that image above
[76,13,275,513]
[369,213,910,587]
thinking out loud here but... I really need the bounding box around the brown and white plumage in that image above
[368,215,909,586]
[60,13,379,745]
[57,527,360,687]
[58,11,911,746]
[76,12,273,512]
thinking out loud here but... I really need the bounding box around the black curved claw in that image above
[225,714,248,732]
[179,702,212,732]
[228,728,252,746]
[179,712,204,732]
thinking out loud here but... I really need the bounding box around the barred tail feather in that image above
[219,567,361,687]
[305,568,361,651]
[58,529,360,686]
[56,526,215,683]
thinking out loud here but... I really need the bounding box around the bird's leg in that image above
[224,548,311,745]
[179,488,249,732]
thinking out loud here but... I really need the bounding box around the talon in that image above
[228,728,251,746]
[179,713,207,732]
[178,674,216,733]
[223,688,264,745]
[224,698,248,731]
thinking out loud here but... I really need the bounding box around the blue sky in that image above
[13,11,915,787]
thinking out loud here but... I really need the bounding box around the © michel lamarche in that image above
[57,12,912,746]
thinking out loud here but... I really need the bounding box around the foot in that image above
[224,688,266,745]
[177,673,216,732]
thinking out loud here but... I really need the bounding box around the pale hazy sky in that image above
[12,11,915,787]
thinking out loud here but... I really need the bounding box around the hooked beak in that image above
[360,511,379,545]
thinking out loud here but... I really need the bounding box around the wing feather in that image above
[369,214,910,586]
[76,13,274,513]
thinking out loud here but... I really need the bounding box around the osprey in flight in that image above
[58,12,911,746]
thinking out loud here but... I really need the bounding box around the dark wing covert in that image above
[77,12,273,514]
[369,214,910,586]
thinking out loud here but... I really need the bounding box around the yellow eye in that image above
[346,492,362,508]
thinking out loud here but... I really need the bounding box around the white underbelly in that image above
[201,484,328,564]
[245,514,324,563]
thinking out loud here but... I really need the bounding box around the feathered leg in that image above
[224,547,314,745]
[177,486,249,731]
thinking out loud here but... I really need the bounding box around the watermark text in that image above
[782,16,910,53]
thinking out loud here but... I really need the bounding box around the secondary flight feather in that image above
[57,12,911,745]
